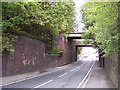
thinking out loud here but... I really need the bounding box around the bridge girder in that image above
[76,45,92,47]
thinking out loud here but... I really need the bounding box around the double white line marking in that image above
[77,61,95,88]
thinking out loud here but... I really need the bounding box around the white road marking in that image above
[82,72,91,88]
[76,66,81,69]
[59,73,68,77]
[2,61,89,88]
[77,61,95,88]
[33,80,53,88]
[70,69,76,72]
[2,68,62,87]
[71,62,87,72]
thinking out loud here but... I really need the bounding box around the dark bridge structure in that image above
[67,32,83,39]
[66,32,104,67]
[67,33,92,47]
[67,32,93,61]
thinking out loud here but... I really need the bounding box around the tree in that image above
[2,2,75,53]
[81,2,119,56]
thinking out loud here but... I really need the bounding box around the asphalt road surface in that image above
[2,60,94,89]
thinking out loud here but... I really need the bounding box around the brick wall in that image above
[104,54,118,87]
[55,33,76,65]
[2,34,76,77]
[0,55,2,77]
[2,36,45,76]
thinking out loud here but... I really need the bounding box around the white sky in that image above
[74,0,88,32]
[82,47,98,55]
[73,0,99,61]
[74,0,88,7]
[80,47,99,61]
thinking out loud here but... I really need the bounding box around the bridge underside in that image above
[67,32,93,61]
[67,37,82,39]
[67,33,83,40]
[76,45,92,47]
[67,33,102,67]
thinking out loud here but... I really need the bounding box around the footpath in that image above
[1,61,116,88]
[83,61,116,88]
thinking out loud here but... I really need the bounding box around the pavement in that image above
[0,60,116,88]
[83,61,116,88]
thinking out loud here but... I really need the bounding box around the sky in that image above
[73,0,99,61]
[79,47,99,61]
[73,0,89,32]
[74,0,88,7]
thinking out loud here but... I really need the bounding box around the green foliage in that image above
[81,2,119,56]
[77,48,82,55]
[48,47,64,56]
[2,2,75,52]
[2,33,16,53]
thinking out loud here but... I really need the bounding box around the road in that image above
[2,60,94,89]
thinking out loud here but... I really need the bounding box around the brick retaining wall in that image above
[2,34,76,77]
[104,54,118,87]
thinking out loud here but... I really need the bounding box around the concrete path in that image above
[83,61,116,88]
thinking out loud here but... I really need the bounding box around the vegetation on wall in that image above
[81,2,119,56]
[47,47,64,56]
[2,2,75,53]
[77,47,82,55]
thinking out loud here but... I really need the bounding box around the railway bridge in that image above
[67,32,104,67]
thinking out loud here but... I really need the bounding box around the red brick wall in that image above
[2,34,76,76]
[56,33,76,64]
[2,36,45,76]
[104,54,118,87]
[0,55,2,77]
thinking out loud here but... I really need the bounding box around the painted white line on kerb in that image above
[34,80,53,88]
[77,61,95,88]
[59,73,68,78]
